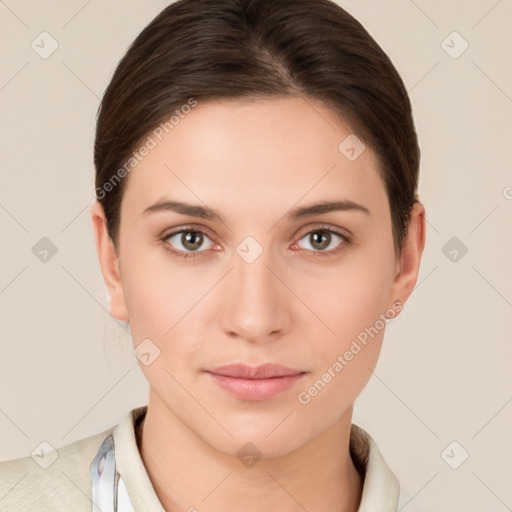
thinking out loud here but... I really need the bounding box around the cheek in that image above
[306,252,393,341]
[120,242,192,330]
[121,256,196,394]
[299,240,394,382]
[296,331,384,433]
[295,257,392,416]
[120,244,209,373]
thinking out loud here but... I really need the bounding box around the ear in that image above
[387,201,426,312]
[90,201,129,322]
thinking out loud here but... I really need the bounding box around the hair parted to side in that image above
[94,0,420,258]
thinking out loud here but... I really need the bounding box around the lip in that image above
[208,363,305,379]
[205,363,307,401]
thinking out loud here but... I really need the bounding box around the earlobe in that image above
[387,201,426,311]
[90,201,129,322]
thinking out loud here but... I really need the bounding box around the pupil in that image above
[183,231,202,251]
[311,231,329,250]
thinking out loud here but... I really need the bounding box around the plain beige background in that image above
[0,1,511,510]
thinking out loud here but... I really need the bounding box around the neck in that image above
[136,393,363,512]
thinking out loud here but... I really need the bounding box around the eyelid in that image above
[161,224,216,242]
[294,222,351,241]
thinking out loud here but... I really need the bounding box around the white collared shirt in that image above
[0,405,405,511]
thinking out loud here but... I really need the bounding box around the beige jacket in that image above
[0,406,401,511]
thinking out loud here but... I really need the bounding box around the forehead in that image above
[120,96,388,222]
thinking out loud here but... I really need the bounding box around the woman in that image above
[0,0,425,510]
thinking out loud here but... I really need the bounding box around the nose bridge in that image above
[221,239,288,340]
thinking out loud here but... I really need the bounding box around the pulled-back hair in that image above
[94,0,420,258]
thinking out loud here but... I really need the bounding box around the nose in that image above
[220,244,292,344]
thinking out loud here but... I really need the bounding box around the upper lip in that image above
[207,363,305,379]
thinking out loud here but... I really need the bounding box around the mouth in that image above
[205,363,307,401]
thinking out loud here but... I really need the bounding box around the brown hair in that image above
[94,0,420,258]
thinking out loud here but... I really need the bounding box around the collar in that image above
[349,423,400,511]
[91,406,399,511]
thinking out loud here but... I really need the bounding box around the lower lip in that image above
[206,372,306,401]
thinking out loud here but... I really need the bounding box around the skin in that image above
[91,95,425,512]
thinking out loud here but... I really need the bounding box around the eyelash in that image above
[160,224,352,260]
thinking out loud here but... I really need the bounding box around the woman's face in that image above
[97,96,414,457]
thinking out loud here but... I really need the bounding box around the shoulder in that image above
[0,425,116,512]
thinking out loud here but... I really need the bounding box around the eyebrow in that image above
[142,199,371,222]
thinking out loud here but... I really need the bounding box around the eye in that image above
[161,228,215,259]
[294,227,350,256]
[160,225,351,260]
